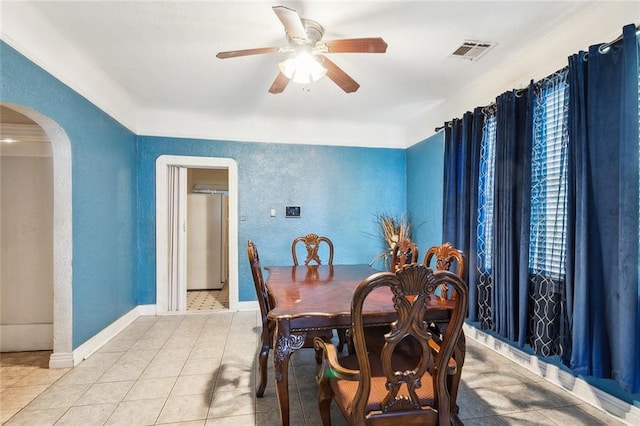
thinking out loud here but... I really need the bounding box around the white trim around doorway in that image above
[155,155,239,313]
[1,103,74,368]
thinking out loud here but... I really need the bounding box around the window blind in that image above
[477,113,497,272]
[529,70,569,279]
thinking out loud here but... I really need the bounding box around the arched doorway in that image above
[0,103,73,368]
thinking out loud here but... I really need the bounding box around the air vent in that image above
[450,40,495,61]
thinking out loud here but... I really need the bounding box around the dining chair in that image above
[291,233,334,266]
[423,242,466,419]
[347,244,468,416]
[390,238,419,271]
[314,264,468,425]
[291,234,346,352]
[423,242,465,299]
[247,240,332,397]
[356,238,419,354]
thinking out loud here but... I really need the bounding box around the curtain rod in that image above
[435,23,637,132]
[515,66,568,96]
[597,22,638,54]
[434,104,495,131]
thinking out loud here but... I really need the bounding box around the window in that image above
[477,113,497,273]
[529,70,569,279]
[527,69,569,357]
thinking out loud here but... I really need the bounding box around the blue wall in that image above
[0,40,420,348]
[406,132,445,253]
[0,42,138,348]
[136,138,407,302]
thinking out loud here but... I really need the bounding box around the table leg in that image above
[273,320,305,426]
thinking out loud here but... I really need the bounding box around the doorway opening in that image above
[155,155,238,313]
[0,102,73,368]
[185,168,229,312]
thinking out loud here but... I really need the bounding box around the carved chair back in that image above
[291,233,334,266]
[247,240,274,397]
[423,242,465,277]
[390,238,419,271]
[423,242,465,300]
[248,240,273,334]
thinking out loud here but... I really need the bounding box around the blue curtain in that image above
[491,88,534,344]
[441,23,638,394]
[566,24,639,393]
[442,108,484,319]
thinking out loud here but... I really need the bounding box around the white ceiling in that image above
[1,1,637,148]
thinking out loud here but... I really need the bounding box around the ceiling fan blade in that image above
[216,47,280,59]
[272,6,307,41]
[317,55,360,93]
[269,72,290,94]
[323,37,388,54]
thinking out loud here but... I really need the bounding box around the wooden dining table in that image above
[264,264,455,426]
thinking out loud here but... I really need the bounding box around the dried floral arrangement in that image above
[369,212,412,269]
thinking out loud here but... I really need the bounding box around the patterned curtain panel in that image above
[527,69,570,358]
[476,110,496,329]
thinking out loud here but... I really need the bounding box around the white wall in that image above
[1,148,54,351]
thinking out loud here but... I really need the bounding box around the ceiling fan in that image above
[216,6,388,94]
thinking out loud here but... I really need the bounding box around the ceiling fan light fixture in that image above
[216,6,386,93]
[278,52,327,84]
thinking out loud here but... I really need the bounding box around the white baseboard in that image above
[0,323,53,352]
[464,323,640,426]
[49,352,74,368]
[71,305,146,366]
[137,304,156,315]
[237,300,258,311]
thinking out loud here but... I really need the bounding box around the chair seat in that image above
[332,352,435,414]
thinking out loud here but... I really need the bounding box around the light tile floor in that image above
[186,288,229,311]
[0,311,628,425]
